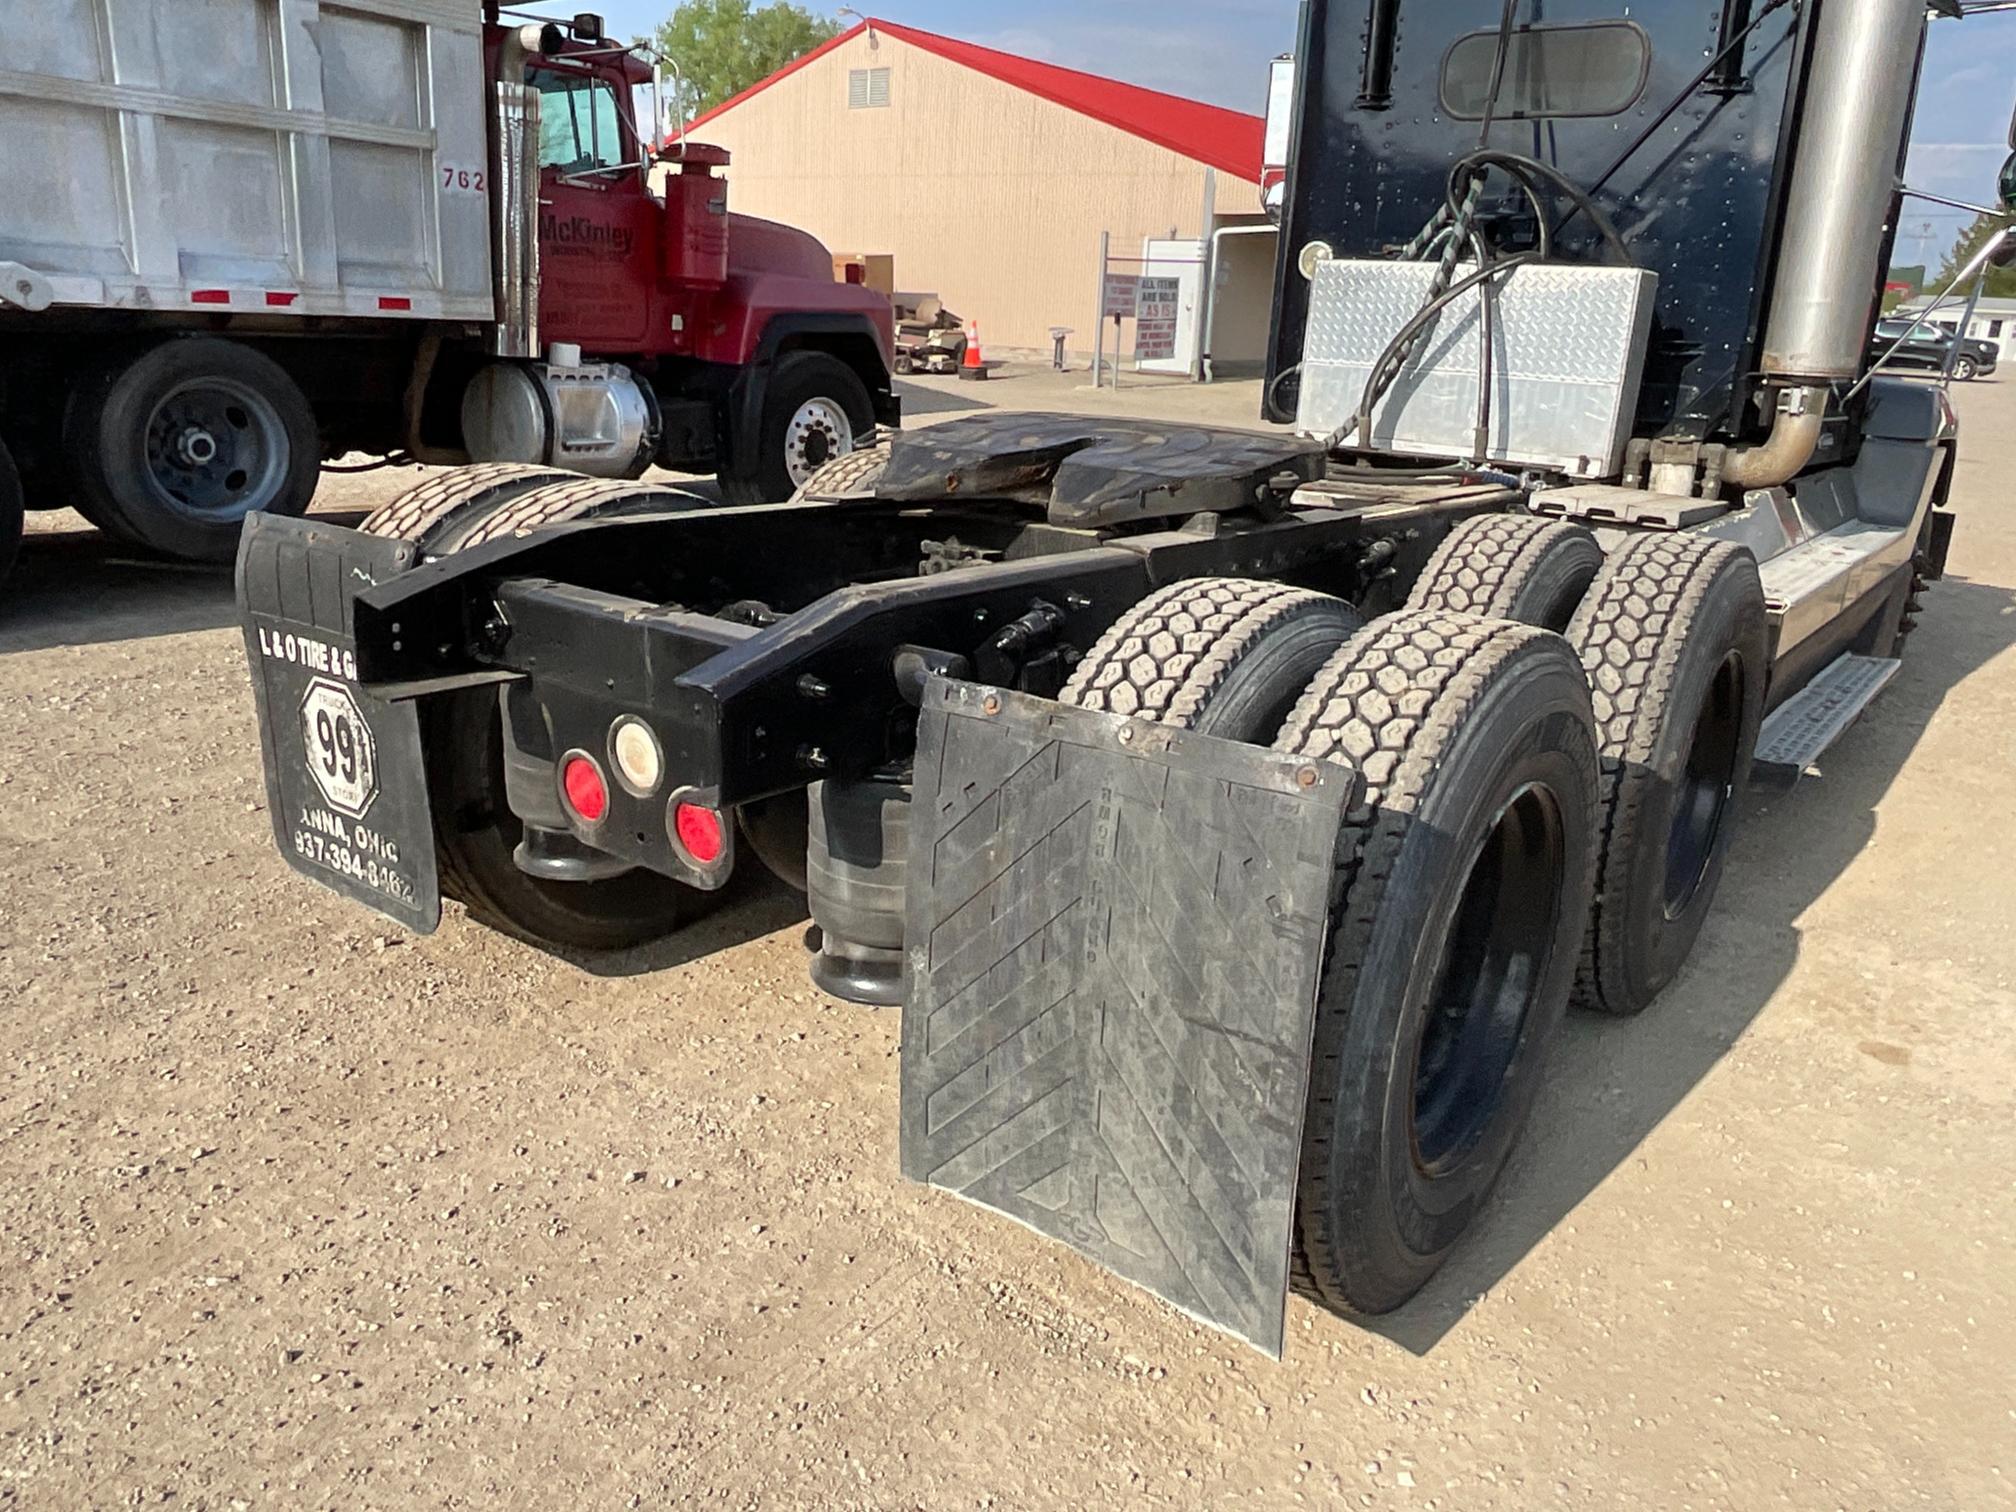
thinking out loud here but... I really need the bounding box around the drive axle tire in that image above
[0,439,23,593]
[722,351,875,506]
[361,470,701,952]
[359,463,574,553]
[1275,610,1600,1316]
[1060,577,1364,742]
[1409,513,1605,633]
[1565,533,1767,1017]
[65,338,320,562]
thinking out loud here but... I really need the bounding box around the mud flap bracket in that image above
[900,678,1356,1356]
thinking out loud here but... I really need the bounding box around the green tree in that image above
[1932,212,2016,299]
[655,0,842,120]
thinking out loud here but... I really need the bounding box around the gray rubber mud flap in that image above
[900,678,1357,1356]
[236,513,441,933]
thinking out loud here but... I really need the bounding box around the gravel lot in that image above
[3,371,2012,1509]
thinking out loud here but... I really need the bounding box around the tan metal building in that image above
[681,18,1270,364]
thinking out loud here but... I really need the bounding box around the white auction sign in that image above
[1133,276,1181,363]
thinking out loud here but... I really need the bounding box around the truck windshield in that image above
[528,66,629,174]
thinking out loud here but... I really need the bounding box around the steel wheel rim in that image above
[142,376,290,521]
[784,397,853,488]
[1664,649,1746,918]
[1409,780,1567,1176]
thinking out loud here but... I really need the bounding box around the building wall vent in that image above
[848,67,891,109]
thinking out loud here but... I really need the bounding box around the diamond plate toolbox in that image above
[900,678,1356,1356]
[1295,259,1658,477]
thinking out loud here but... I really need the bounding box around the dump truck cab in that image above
[471,13,900,500]
[235,0,2001,1355]
[0,4,898,584]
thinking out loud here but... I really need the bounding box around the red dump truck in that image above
[0,4,895,580]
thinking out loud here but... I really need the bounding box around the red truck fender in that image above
[702,216,901,497]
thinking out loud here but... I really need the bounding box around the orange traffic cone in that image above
[959,320,988,381]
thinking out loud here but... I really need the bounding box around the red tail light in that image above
[562,756,609,822]
[672,801,725,865]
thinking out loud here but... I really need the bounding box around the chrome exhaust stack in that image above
[1726,0,1925,487]
[488,26,551,360]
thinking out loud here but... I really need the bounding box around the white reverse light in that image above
[610,717,664,796]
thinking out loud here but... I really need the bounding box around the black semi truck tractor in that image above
[237,0,2001,1355]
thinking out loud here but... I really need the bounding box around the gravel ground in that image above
[2,372,2013,1509]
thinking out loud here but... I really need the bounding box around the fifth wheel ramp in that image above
[900,679,1357,1356]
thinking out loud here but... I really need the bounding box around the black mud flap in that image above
[900,679,1356,1356]
[236,514,441,933]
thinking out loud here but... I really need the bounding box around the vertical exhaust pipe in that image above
[489,26,549,360]
[1725,0,1925,487]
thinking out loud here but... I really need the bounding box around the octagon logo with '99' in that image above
[300,678,380,820]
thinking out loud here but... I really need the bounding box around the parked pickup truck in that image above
[1868,317,1999,379]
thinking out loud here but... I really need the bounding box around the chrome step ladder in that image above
[1752,653,1901,781]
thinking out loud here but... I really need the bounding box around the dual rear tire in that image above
[1063,518,1766,1315]
[1565,533,1767,1015]
[1414,516,1768,1015]
[1063,575,1601,1317]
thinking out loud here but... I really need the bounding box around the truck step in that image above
[1752,653,1901,780]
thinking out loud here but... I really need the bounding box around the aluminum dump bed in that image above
[0,0,492,321]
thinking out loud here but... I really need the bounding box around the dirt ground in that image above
[3,369,2013,1510]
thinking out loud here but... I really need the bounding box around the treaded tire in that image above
[435,476,697,553]
[721,351,875,506]
[1410,513,1605,633]
[64,338,320,562]
[791,440,891,501]
[359,463,574,551]
[361,470,702,951]
[1565,532,1767,1017]
[1059,577,1363,741]
[0,439,22,593]
[1275,610,1601,1316]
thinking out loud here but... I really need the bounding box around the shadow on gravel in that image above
[2,476,735,657]
[548,862,812,980]
[897,376,1009,417]
[1367,573,2016,1355]
[0,512,369,655]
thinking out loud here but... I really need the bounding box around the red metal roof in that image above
[684,18,1264,184]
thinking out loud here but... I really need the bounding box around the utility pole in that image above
[1941,261,1990,381]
